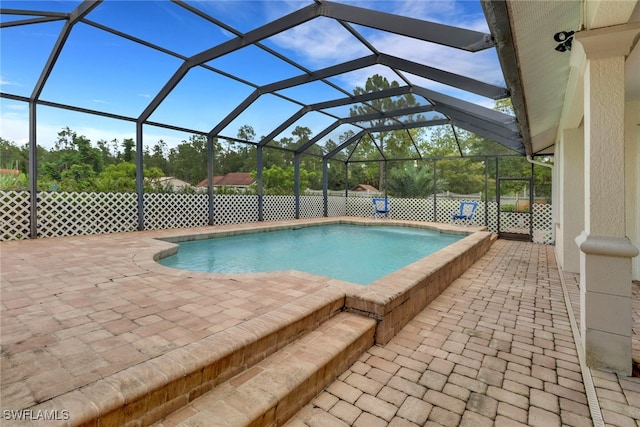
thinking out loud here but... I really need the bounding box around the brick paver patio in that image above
[0,222,344,416]
[288,240,640,427]
[1,221,639,426]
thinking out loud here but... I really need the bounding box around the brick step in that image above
[32,288,348,427]
[152,312,376,427]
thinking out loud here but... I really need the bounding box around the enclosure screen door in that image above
[497,178,533,241]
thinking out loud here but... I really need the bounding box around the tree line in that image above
[0,75,551,198]
[0,126,551,199]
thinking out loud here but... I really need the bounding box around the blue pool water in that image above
[158,224,463,285]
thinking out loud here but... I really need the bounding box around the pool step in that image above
[32,288,348,427]
[152,312,376,427]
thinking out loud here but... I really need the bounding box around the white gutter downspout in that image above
[526,155,553,168]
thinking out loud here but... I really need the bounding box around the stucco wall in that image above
[555,127,585,274]
[626,100,640,281]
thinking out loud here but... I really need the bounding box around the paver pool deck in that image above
[286,240,640,427]
[1,218,638,426]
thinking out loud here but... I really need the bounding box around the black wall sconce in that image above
[554,31,575,52]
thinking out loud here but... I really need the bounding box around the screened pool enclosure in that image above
[0,1,552,241]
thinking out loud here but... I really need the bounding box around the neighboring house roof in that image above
[351,184,379,192]
[152,177,193,190]
[197,172,255,188]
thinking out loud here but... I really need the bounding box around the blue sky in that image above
[0,0,505,151]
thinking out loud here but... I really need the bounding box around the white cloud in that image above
[391,0,489,31]
[0,117,30,146]
[0,76,21,87]
[263,0,502,102]
[394,0,461,22]
[269,18,370,68]
[0,99,28,145]
[4,103,26,111]
[320,32,504,103]
[0,0,503,151]
[371,32,504,85]
[0,109,189,150]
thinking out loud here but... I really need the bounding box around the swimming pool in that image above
[158,224,463,285]
[142,218,494,344]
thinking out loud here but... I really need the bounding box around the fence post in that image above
[484,159,489,227]
[322,159,328,217]
[28,102,38,239]
[432,159,437,222]
[207,134,215,226]
[135,122,144,231]
[257,146,264,221]
[294,153,300,219]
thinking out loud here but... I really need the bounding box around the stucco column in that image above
[574,23,640,375]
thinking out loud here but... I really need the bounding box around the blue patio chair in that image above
[372,198,390,219]
[451,201,478,225]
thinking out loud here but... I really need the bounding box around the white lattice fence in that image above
[436,199,464,223]
[327,196,347,217]
[263,195,295,221]
[347,197,375,218]
[345,197,553,244]
[144,193,209,230]
[533,203,554,244]
[37,191,138,238]
[299,195,323,218]
[0,191,554,244]
[213,195,259,225]
[388,198,434,222]
[487,202,499,234]
[499,211,530,235]
[1,191,31,240]
[347,197,487,225]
